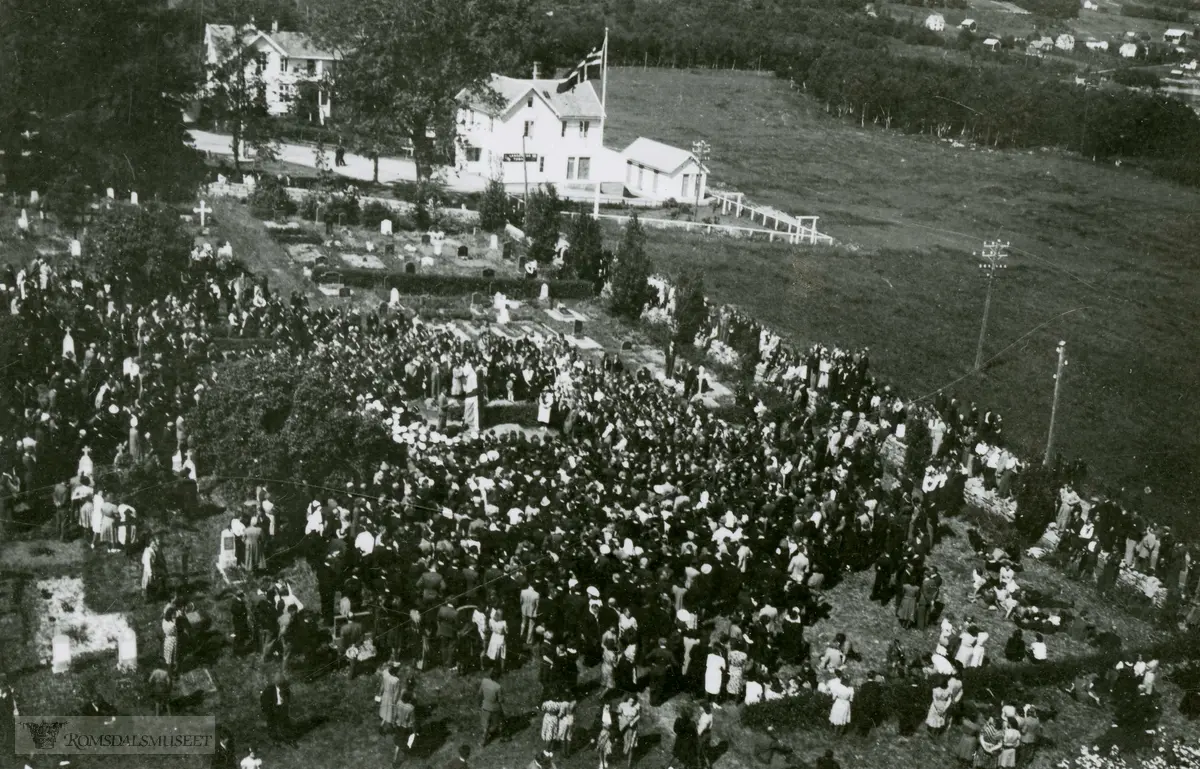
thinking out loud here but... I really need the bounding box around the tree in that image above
[1013,463,1057,543]
[523,184,562,265]
[479,176,512,232]
[672,270,709,348]
[311,0,532,180]
[609,213,654,319]
[190,355,398,499]
[201,20,283,172]
[565,206,605,285]
[0,0,204,199]
[84,204,192,298]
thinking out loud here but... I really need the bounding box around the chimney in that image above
[532,62,540,80]
[271,19,279,33]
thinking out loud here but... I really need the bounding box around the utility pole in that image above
[1044,340,1068,466]
[973,240,1009,371]
[521,132,530,217]
[691,139,711,222]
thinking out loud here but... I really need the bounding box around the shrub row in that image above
[316,268,596,300]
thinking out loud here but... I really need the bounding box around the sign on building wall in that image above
[502,153,539,163]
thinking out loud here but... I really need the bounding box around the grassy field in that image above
[602,66,1200,531]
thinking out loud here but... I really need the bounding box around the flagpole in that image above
[593,27,608,220]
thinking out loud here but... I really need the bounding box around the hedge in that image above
[742,637,1195,732]
[484,402,540,428]
[315,268,596,300]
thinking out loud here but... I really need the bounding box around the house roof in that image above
[204,23,337,61]
[458,75,604,120]
[983,38,1001,45]
[621,138,706,175]
[960,18,976,25]
[1164,28,1188,36]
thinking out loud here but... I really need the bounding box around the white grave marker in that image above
[52,634,72,674]
[193,200,210,228]
[389,287,401,307]
[130,191,139,205]
[117,628,138,672]
[17,209,29,232]
[539,282,549,302]
[106,187,115,200]
[489,233,499,251]
[70,239,82,258]
[380,218,393,235]
[29,190,39,204]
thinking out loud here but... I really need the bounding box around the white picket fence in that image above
[562,210,831,244]
[707,189,832,245]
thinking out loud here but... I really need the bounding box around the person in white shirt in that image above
[1029,634,1048,663]
[240,747,263,769]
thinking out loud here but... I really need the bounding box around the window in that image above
[637,165,644,187]
[256,53,269,72]
[626,160,633,184]
[682,174,692,198]
[566,157,576,180]
[466,146,481,163]
[281,57,289,72]
[523,121,534,138]
[539,157,545,173]
[653,170,659,193]
[527,96,533,108]
[307,59,317,76]
[578,157,590,180]
[580,121,590,138]
[561,121,567,137]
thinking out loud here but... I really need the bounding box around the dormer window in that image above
[527,96,533,108]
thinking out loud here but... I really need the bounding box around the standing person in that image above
[600,637,618,697]
[378,663,403,733]
[617,693,641,768]
[147,668,173,716]
[916,568,942,630]
[142,536,165,599]
[695,702,713,769]
[213,729,237,769]
[521,582,541,646]
[594,697,616,769]
[437,601,460,671]
[827,673,853,735]
[239,747,262,769]
[1018,706,1040,766]
[704,643,726,708]
[896,581,920,629]
[259,675,296,748]
[0,674,18,764]
[479,665,504,746]
[392,689,417,766]
[998,717,1021,769]
[953,704,980,765]
[487,609,508,674]
[725,639,748,703]
[162,606,181,675]
[243,517,265,573]
[556,698,576,757]
[540,699,562,752]
[925,681,952,736]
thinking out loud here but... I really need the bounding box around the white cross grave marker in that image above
[193,201,210,228]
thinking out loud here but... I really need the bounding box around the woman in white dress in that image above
[828,674,854,734]
[486,608,508,673]
[955,626,978,668]
[705,644,726,706]
[969,632,990,668]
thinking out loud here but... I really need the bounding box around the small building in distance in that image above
[1086,40,1110,51]
[1056,33,1077,51]
[1163,29,1191,44]
[1119,42,1139,57]
[620,138,709,203]
[983,38,1002,51]
[203,22,338,123]
[925,13,946,31]
[959,18,978,32]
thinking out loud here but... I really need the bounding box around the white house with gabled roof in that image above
[203,22,338,123]
[455,74,607,188]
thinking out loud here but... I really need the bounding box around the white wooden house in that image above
[1086,40,1110,51]
[1163,29,1191,44]
[619,138,709,203]
[983,38,1002,51]
[925,13,946,31]
[959,19,978,31]
[455,74,606,188]
[203,22,337,123]
[1119,42,1139,57]
[1056,34,1077,51]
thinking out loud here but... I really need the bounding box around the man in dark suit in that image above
[478,667,503,746]
[916,568,942,630]
[259,676,296,747]
[437,601,460,670]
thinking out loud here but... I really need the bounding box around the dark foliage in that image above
[479,177,514,232]
[248,177,298,220]
[84,204,192,300]
[1014,464,1058,543]
[316,268,596,299]
[609,214,654,319]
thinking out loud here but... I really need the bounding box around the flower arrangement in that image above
[1057,741,1200,769]
[707,339,741,368]
[640,306,673,327]
[33,577,133,664]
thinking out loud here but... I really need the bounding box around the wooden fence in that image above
[707,189,831,245]
[562,210,832,244]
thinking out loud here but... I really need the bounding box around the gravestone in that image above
[574,319,584,335]
[17,210,29,232]
[117,628,138,672]
[325,219,335,236]
[433,241,445,257]
[243,175,256,188]
[130,191,139,205]
[106,187,115,200]
[502,242,514,260]
[70,239,82,258]
[490,233,500,251]
[539,282,549,303]
[421,233,431,245]
[384,244,396,256]
[482,268,496,278]
[404,262,416,274]
[52,634,71,674]
[458,244,469,258]
[517,256,526,271]
[29,190,39,204]
[314,254,328,268]
[390,287,401,306]
[380,219,393,235]
[319,270,343,286]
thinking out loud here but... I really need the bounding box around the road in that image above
[187,129,488,192]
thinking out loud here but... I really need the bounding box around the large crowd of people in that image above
[0,244,1187,769]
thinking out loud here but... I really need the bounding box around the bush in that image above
[84,204,193,298]
[316,268,596,299]
[609,214,655,319]
[479,177,513,232]
[248,177,297,220]
[1112,67,1162,88]
[324,192,361,226]
[298,192,321,221]
[361,200,397,230]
